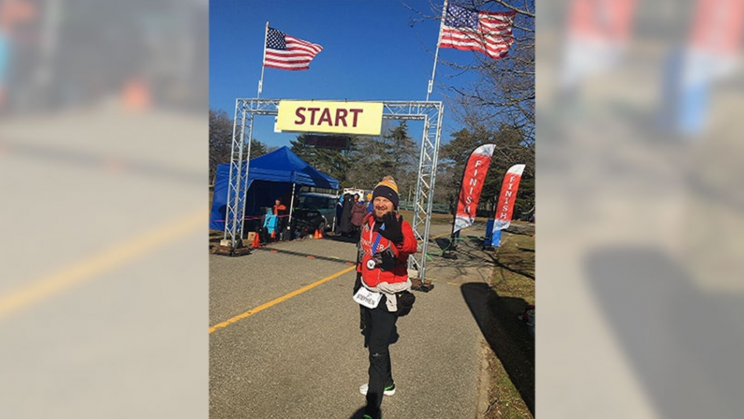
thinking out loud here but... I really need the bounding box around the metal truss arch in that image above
[224,98,443,281]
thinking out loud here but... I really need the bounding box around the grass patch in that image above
[397,210,493,226]
[484,352,534,419]
[397,209,453,225]
[483,229,535,419]
[491,232,535,307]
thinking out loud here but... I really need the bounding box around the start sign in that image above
[276,100,383,136]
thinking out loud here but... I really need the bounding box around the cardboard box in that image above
[246,232,257,243]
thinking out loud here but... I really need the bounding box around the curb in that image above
[476,338,493,419]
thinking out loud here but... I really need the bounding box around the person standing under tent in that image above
[338,193,354,237]
[272,198,286,215]
[272,198,287,239]
[262,207,276,242]
[353,176,417,419]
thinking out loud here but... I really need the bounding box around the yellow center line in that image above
[0,209,205,321]
[209,265,356,334]
[210,225,477,333]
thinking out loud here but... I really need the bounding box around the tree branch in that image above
[484,0,535,17]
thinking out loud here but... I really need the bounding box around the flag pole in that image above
[426,0,448,101]
[258,21,269,98]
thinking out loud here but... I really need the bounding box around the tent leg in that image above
[288,183,296,225]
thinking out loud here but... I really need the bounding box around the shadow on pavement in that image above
[426,237,495,270]
[347,407,368,419]
[434,237,452,251]
[325,233,360,244]
[585,246,744,418]
[461,282,535,415]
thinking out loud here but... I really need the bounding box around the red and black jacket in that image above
[356,213,417,288]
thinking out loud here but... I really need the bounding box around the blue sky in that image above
[210,0,502,149]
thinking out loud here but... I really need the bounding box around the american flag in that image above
[264,27,323,71]
[439,4,516,60]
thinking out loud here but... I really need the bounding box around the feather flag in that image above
[453,144,496,234]
[491,164,525,245]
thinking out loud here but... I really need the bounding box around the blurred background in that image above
[0,0,208,417]
[538,0,744,418]
[0,0,208,113]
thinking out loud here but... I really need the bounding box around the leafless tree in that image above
[444,0,535,146]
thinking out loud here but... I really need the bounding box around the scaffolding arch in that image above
[223,98,444,282]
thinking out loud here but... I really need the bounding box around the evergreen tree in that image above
[439,124,534,219]
[346,121,417,194]
[289,134,356,188]
[249,139,267,160]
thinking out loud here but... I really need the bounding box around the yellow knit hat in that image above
[372,176,399,208]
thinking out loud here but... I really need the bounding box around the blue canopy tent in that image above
[210,146,340,231]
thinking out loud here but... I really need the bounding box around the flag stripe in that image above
[265,50,320,59]
[442,28,513,38]
[441,32,513,47]
[440,39,511,53]
[264,61,311,70]
[265,64,310,71]
[286,36,323,51]
[440,33,512,58]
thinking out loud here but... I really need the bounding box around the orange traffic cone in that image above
[317,229,324,239]
[252,233,260,249]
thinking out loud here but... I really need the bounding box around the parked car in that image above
[290,209,325,238]
[293,192,339,232]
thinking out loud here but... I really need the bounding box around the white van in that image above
[342,188,366,201]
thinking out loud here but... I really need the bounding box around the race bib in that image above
[353,287,382,309]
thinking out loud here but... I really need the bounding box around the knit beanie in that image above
[372,176,400,209]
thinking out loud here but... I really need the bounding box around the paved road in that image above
[209,222,496,419]
[0,107,207,418]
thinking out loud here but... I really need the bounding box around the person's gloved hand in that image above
[379,248,397,271]
[380,212,404,244]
